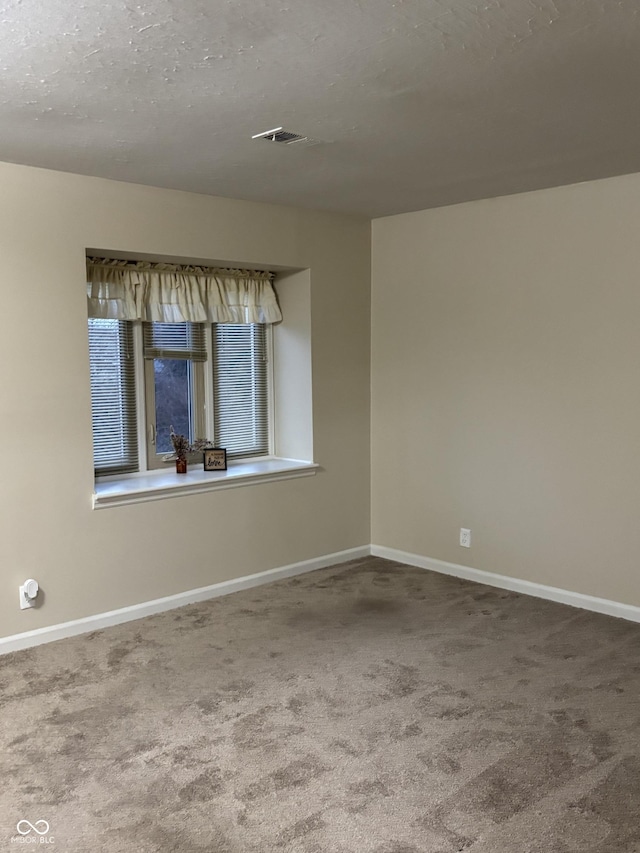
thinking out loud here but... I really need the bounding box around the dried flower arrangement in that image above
[169,427,213,461]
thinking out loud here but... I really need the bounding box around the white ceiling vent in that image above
[251,126,321,146]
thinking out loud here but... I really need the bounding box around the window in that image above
[88,319,138,476]
[214,324,269,458]
[142,322,207,469]
[88,319,271,477]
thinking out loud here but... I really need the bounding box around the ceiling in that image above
[2,0,640,218]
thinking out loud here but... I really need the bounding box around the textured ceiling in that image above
[1,0,640,217]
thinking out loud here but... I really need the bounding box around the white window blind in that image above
[213,324,269,458]
[88,319,138,475]
[143,322,207,361]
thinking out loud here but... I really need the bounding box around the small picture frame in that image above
[203,448,227,472]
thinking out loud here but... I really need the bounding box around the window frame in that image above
[143,350,207,471]
[90,319,274,479]
[87,317,139,477]
[212,322,272,461]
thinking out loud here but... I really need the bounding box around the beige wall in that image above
[0,162,371,639]
[6,156,640,639]
[372,173,640,607]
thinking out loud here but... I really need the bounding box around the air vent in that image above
[252,126,318,145]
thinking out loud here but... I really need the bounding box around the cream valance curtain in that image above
[86,258,282,324]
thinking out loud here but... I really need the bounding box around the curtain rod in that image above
[86,257,275,280]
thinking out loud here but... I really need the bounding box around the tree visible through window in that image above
[153,359,193,454]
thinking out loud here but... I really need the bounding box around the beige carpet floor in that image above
[1,556,640,852]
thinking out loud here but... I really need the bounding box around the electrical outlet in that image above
[459,528,471,548]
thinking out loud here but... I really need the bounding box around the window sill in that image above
[93,457,319,509]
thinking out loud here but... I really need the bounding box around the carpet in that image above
[1,556,640,852]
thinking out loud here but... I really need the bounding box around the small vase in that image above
[176,457,187,474]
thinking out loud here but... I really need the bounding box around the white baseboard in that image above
[371,544,640,624]
[6,543,639,655]
[0,546,370,656]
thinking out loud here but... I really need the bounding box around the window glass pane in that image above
[153,359,193,453]
[88,319,138,475]
[143,322,206,361]
[213,324,268,458]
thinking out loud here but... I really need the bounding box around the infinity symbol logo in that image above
[16,820,50,836]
